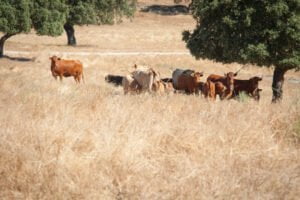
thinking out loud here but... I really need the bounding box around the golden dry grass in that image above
[0,2,300,199]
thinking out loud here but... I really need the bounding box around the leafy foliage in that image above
[66,0,137,26]
[183,0,300,71]
[31,0,68,36]
[0,0,31,34]
[0,0,136,37]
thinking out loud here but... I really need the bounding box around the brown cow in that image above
[177,71,203,94]
[232,76,263,100]
[199,80,214,99]
[50,56,84,83]
[200,80,226,100]
[207,72,237,99]
[215,82,228,100]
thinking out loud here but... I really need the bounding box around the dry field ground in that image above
[0,1,300,199]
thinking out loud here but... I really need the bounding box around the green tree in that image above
[0,0,136,57]
[0,0,30,57]
[183,0,300,102]
[63,0,137,46]
[0,0,67,57]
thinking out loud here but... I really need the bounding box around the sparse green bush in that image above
[236,91,250,102]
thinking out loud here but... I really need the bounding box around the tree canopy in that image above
[0,0,136,56]
[63,0,137,45]
[0,0,31,35]
[183,0,300,102]
[66,0,136,25]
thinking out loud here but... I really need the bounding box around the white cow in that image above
[131,65,160,92]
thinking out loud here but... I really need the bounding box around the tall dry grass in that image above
[1,4,300,199]
[0,54,299,199]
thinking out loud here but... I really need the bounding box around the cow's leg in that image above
[59,75,63,82]
[148,74,154,93]
[52,72,58,80]
[74,75,80,83]
[195,88,200,95]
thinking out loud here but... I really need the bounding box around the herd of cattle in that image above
[50,56,263,100]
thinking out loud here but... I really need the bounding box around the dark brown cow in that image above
[232,76,263,100]
[105,74,123,86]
[207,72,237,99]
[177,71,203,94]
[50,56,84,83]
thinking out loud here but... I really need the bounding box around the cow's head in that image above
[105,75,112,82]
[224,72,237,91]
[192,72,203,83]
[249,76,263,90]
[49,55,59,62]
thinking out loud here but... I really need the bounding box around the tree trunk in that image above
[0,33,15,58]
[64,23,76,46]
[272,67,288,103]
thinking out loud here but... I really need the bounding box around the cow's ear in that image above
[224,73,227,77]
[234,72,238,76]
[200,72,204,76]
[258,89,263,91]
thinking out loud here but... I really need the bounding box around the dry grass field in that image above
[0,1,300,199]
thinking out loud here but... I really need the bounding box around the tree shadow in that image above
[141,5,189,15]
[3,55,34,62]
[43,44,98,48]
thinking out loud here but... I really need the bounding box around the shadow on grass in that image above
[2,55,34,62]
[43,44,99,48]
[141,5,189,15]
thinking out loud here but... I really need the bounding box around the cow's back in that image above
[234,78,261,96]
[105,74,123,86]
[207,74,224,82]
[55,59,82,73]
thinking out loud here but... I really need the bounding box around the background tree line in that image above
[0,0,137,57]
